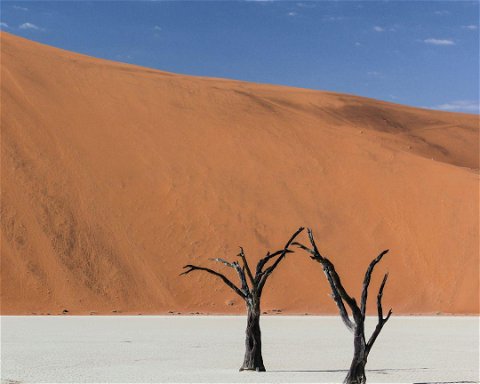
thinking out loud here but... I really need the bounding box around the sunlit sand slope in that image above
[1,32,478,314]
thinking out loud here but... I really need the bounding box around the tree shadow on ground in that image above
[413,381,477,384]
[270,367,429,373]
[269,369,476,384]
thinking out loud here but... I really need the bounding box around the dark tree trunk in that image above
[345,360,366,384]
[240,301,265,372]
[345,326,367,384]
[181,228,304,373]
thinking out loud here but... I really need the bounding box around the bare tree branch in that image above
[210,258,250,295]
[360,249,389,317]
[234,262,250,296]
[237,247,255,287]
[366,317,392,353]
[255,250,287,279]
[293,236,357,328]
[323,259,361,318]
[210,258,236,268]
[181,264,246,299]
[210,257,250,295]
[377,273,388,321]
[291,241,315,256]
[256,227,304,294]
[307,228,324,259]
[365,273,392,354]
[298,233,358,315]
[324,268,355,331]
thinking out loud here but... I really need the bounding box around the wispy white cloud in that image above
[355,42,361,47]
[424,38,455,46]
[373,25,397,32]
[0,22,9,28]
[13,5,28,11]
[153,25,162,31]
[433,100,479,113]
[434,10,450,16]
[116,54,133,61]
[19,22,43,31]
[296,2,315,8]
[367,71,386,80]
[462,24,478,30]
[287,12,297,17]
[322,16,346,22]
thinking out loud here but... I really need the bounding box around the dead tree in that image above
[181,227,304,372]
[294,229,392,384]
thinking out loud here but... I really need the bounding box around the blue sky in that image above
[1,1,479,113]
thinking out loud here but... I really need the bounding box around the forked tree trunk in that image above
[294,229,393,384]
[240,301,265,371]
[345,326,367,384]
[181,227,304,373]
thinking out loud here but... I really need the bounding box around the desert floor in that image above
[1,316,478,383]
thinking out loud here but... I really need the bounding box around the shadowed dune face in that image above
[1,32,478,315]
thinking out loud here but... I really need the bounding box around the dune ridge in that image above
[1,32,478,315]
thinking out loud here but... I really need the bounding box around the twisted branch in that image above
[237,247,255,287]
[255,250,286,280]
[360,249,389,317]
[181,265,246,299]
[210,258,250,295]
[295,229,391,335]
[257,227,304,295]
[366,273,392,354]
[181,227,304,303]
[293,230,356,331]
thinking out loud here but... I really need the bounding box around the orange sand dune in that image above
[1,32,478,315]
